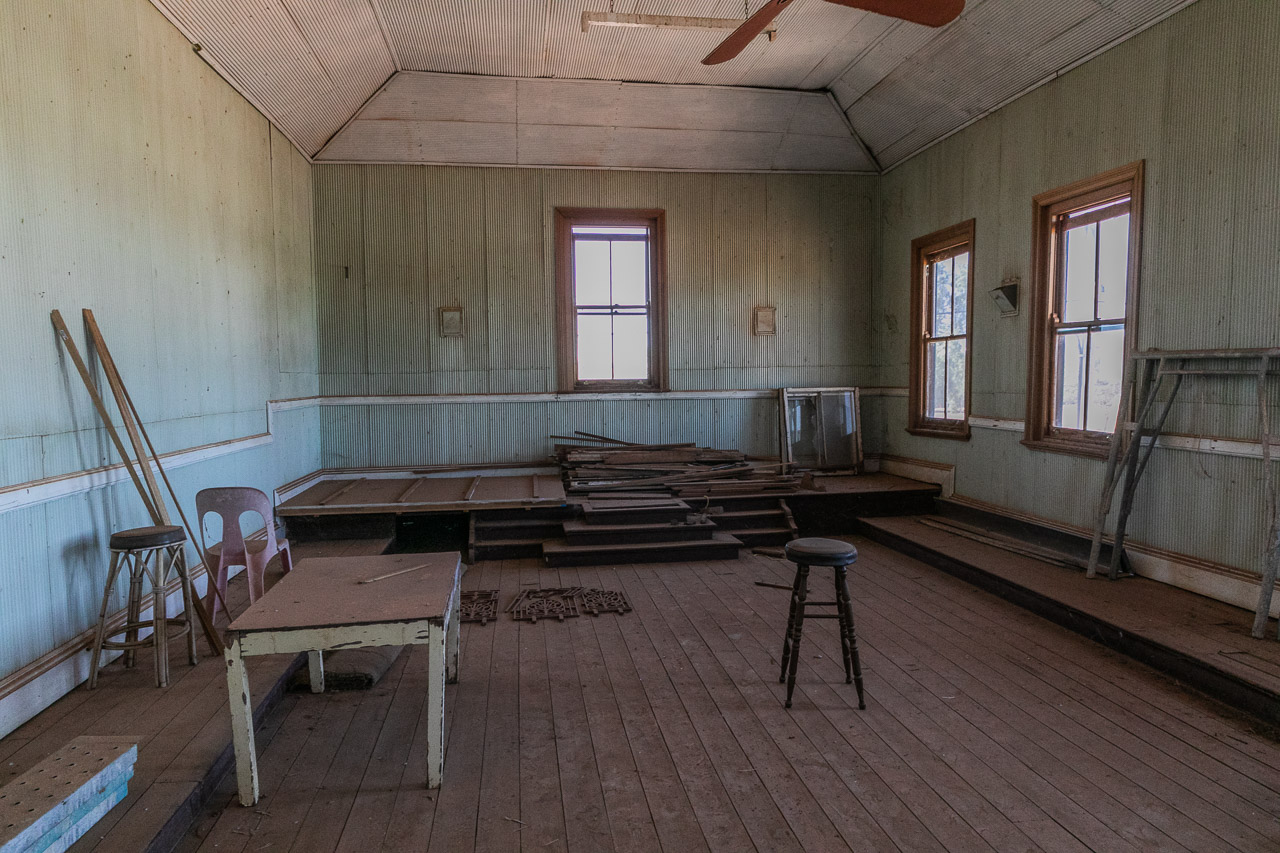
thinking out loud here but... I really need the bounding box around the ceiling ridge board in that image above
[310,158,877,177]
[393,67,830,98]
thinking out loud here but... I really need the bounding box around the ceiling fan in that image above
[702,0,965,65]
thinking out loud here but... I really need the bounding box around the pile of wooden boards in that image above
[553,431,799,498]
[0,738,136,853]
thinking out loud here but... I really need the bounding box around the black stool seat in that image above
[785,537,857,566]
[110,525,186,550]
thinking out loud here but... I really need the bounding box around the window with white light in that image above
[555,209,667,391]
[1026,163,1143,456]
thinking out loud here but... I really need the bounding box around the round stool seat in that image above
[785,537,857,567]
[110,525,186,550]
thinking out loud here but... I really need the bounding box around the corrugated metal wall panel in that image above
[1,0,320,699]
[876,0,1280,579]
[315,164,878,465]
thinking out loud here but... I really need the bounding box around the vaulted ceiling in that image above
[149,0,1198,172]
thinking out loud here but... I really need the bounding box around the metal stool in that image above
[779,537,866,709]
[88,525,198,688]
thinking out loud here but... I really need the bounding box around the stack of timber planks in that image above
[553,432,799,497]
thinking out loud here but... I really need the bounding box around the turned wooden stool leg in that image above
[779,563,805,683]
[836,565,866,710]
[784,564,810,708]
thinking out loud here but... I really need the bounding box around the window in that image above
[908,219,974,439]
[1026,163,1143,456]
[555,208,667,391]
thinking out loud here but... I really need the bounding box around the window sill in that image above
[1021,432,1111,460]
[568,382,666,394]
[906,423,971,441]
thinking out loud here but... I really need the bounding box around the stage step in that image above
[580,500,693,526]
[562,517,717,546]
[543,533,742,567]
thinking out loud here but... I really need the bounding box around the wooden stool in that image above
[88,525,198,689]
[779,537,866,709]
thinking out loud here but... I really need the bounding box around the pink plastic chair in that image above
[196,487,293,622]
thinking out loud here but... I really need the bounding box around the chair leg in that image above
[784,565,810,708]
[88,552,124,690]
[247,554,266,603]
[779,564,804,683]
[280,542,293,574]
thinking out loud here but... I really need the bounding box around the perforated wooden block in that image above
[0,737,136,853]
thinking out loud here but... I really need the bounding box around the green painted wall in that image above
[873,0,1280,575]
[0,0,318,714]
[313,165,878,466]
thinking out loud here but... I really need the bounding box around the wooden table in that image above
[223,552,461,806]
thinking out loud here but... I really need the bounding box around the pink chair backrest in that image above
[195,487,279,560]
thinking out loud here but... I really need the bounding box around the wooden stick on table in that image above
[358,562,432,584]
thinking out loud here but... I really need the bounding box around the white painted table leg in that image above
[426,622,446,788]
[224,635,259,806]
[446,590,460,685]
[307,650,325,694]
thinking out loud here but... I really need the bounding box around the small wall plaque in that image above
[438,306,464,337]
[752,305,777,336]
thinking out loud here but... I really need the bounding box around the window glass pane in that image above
[1096,213,1130,320]
[1061,222,1098,323]
[612,314,649,380]
[946,338,967,420]
[931,257,953,337]
[1085,326,1125,432]
[926,341,947,419]
[573,240,611,306]
[576,313,613,380]
[953,251,969,329]
[610,240,648,305]
[1054,330,1088,430]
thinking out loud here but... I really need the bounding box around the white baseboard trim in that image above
[872,454,955,497]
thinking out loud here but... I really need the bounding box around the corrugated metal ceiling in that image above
[147,0,1202,170]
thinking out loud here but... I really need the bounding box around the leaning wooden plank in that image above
[49,312,159,522]
[81,310,224,653]
[0,737,136,853]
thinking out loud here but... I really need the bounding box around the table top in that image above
[228,552,461,634]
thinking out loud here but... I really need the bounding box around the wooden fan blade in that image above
[702,0,795,65]
[823,0,965,27]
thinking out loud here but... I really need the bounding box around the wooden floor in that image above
[180,539,1280,853]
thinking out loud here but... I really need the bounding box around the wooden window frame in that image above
[1024,162,1144,458]
[554,207,668,393]
[908,219,975,440]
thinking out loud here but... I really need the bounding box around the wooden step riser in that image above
[473,541,546,561]
[473,523,565,542]
[543,540,742,568]
[564,525,718,546]
[582,508,694,526]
